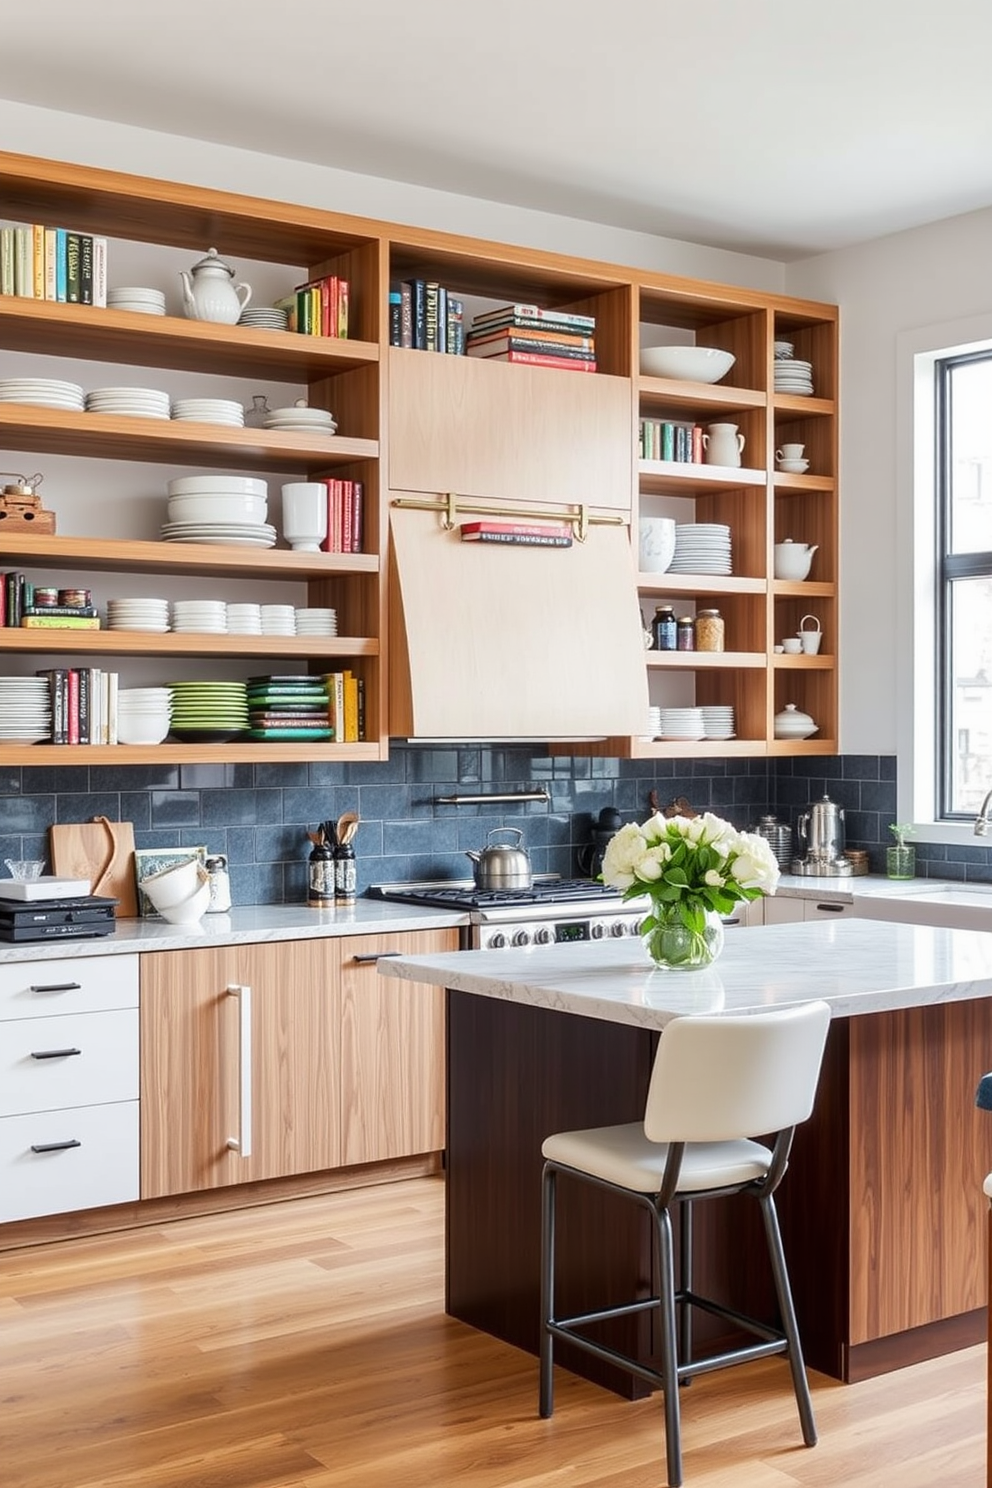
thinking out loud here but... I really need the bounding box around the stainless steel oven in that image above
[366,878,646,950]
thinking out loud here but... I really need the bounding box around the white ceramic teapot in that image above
[773,538,818,580]
[180,247,252,325]
[702,422,745,468]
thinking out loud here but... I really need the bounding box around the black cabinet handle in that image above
[30,1048,82,1060]
[815,903,846,913]
[351,951,404,964]
[30,1139,82,1154]
[30,981,82,994]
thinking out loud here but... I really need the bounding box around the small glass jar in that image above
[652,605,677,651]
[676,615,695,651]
[695,608,725,652]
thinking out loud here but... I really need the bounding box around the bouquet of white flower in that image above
[600,811,780,968]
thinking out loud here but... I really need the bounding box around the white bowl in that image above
[638,346,736,383]
[157,878,211,924]
[166,494,268,524]
[140,856,203,910]
[166,475,268,497]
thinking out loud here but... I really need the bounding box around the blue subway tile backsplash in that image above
[2,747,987,904]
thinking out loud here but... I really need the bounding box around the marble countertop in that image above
[376,918,992,1031]
[0,899,468,963]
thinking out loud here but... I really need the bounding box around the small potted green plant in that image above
[887,823,916,880]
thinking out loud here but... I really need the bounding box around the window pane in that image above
[948,358,992,554]
[948,575,992,813]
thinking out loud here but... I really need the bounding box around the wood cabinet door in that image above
[337,928,456,1166]
[140,941,341,1198]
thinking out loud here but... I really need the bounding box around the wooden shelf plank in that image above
[0,406,377,472]
[772,472,834,493]
[0,740,384,765]
[771,393,834,417]
[645,650,765,669]
[0,631,378,658]
[637,572,765,596]
[0,532,378,579]
[628,738,767,758]
[0,299,379,382]
[638,459,766,494]
[637,376,766,412]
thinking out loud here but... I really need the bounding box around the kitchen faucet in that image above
[975,788,992,835]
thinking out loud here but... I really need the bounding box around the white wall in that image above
[785,206,992,755]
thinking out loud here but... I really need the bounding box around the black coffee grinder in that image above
[577,806,622,881]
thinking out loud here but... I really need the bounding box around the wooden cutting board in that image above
[49,817,138,917]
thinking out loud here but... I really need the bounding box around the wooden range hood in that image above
[387,504,649,741]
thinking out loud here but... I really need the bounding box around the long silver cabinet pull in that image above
[225,983,253,1158]
[29,981,82,995]
[30,1047,82,1060]
[31,1139,82,1154]
[351,951,404,964]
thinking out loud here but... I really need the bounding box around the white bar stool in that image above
[539,1000,832,1487]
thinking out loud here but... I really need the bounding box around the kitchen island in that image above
[379,919,992,1389]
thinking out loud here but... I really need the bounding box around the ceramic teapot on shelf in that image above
[179,247,253,325]
[773,538,819,580]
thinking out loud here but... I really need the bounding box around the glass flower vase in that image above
[642,903,725,971]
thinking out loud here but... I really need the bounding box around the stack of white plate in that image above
[160,520,277,548]
[0,378,84,410]
[260,604,296,636]
[171,600,228,634]
[658,707,706,741]
[701,705,735,740]
[668,523,733,575]
[226,603,263,635]
[86,386,171,420]
[239,306,289,330]
[108,287,166,316]
[162,475,275,548]
[0,677,52,742]
[168,680,249,743]
[263,404,338,435]
[171,398,245,427]
[107,597,170,634]
[117,687,172,746]
[294,607,338,636]
[774,358,814,396]
[646,705,663,739]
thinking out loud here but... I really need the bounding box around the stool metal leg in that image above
[539,1163,556,1419]
[678,1198,693,1369]
[655,1203,684,1488]
[759,1192,817,1447]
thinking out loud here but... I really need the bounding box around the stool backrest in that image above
[643,1001,831,1144]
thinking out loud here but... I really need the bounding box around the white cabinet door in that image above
[763,896,806,924]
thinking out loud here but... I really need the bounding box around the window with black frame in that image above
[936,350,992,819]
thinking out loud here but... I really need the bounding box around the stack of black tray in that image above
[0,896,118,943]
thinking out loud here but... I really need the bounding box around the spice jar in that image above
[308,838,335,908]
[676,615,696,650]
[652,605,677,651]
[204,854,232,913]
[335,840,357,905]
[695,608,725,652]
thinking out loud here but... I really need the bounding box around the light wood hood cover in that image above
[388,508,649,739]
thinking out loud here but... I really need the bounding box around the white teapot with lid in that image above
[773,538,818,580]
[180,247,252,325]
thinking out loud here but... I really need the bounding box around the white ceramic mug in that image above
[776,443,805,460]
[281,482,328,552]
[638,516,677,573]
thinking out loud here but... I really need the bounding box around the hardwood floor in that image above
[0,1175,985,1487]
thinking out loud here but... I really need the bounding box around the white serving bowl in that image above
[140,856,203,910]
[638,346,735,383]
[166,475,268,498]
[157,878,211,924]
[166,494,268,524]
[117,716,171,746]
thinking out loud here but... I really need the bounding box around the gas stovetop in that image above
[367,877,622,914]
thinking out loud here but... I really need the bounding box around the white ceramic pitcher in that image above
[702,422,745,468]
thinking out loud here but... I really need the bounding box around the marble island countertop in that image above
[377,917,992,1031]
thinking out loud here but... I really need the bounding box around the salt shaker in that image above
[204,854,232,913]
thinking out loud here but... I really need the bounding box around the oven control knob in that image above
[610,920,627,937]
[534,927,554,945]
[488,932,507,950]
[512,928,532,947]
[590,921,607,940]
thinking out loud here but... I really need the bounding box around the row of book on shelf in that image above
[388,281,466,353]
[38,668,119,745]
[320,479,364,554]
[274,275,350,338]
[388,296,597,370]
[639,419,705,463]
[1,222,108,306]
[323,671,364,743]
[2,574,99,629]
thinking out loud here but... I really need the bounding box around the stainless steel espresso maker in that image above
[791,794,853,876]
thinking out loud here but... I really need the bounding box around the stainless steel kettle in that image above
[796,795,845,863]
[465,827,533,891]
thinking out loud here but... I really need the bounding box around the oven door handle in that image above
[351,951,405,964]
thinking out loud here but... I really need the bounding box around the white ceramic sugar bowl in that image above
[180,247,252,325]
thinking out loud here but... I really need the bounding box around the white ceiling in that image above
[5,0,992,261]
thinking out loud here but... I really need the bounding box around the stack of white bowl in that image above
[263,403,337,435]
[294,607,338,636]
[107,597,170,634]
[226,603,262,635]
[107,287,166,316]
[260,604,296,636]
[162,476,275,548]
[139,856,210,924]
[117,687,172,746]
[171,600,227,634]
[171,398,245,428]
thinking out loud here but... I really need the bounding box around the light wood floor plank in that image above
[0,1175,985,1488]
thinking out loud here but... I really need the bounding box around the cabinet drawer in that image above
[0,1101,139,1222]
[0,953,138,1021]
[0,1008,138,1116]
